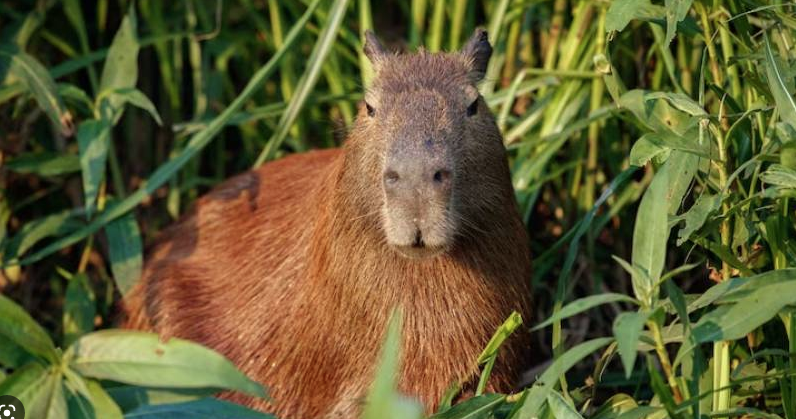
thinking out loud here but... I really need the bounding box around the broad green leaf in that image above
[67,379,123,419]
[712,269,796,304]
[631,161,669,304]
[0,294,58,362]
[362,310,424,419]
[4,152,80,177]
[676,274,796,366]
[605,0,663,33]
[613,311,651,378]
[107,386,212,412]
[98,9,139,112]
[547,391,584,419]
[28,367,67,419]
[513,338,613,417]
[676,193,721,245]
[66,330,266,398]
[77,118,112,217]
[619,90,700,136]
[692,279,796,342]
[532,293,637,331]
[0,44,73,135]
[0,337,31,368]
[764,33,796,131]
[0,362,48,401]
[477,311,522,363]
[63,273,96,346]
[644,91,706,117]
[429,393,505,419]
[104,88,162,125]
[631,150,697,305]
[664,0,693,46]
[123,398,275,419]
[629,134,669,167]
[629,131,712,168]
[0,363,66,419]
[104,211,143,296]
[761,164,796,189]
[254,0,351,165]
[19,0,323,266]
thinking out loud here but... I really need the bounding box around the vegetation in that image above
[1,0,796,417]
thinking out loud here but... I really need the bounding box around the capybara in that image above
[121,29,532,418]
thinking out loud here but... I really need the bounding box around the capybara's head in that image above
[356,29,507,259]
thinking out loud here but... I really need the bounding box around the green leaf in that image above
[631,150,697,305]
[11,365,67,419]
[613,311,651,378]
[761,164,796,189]
[0,338,31,368]
[676,193,721,245]
[605,0,663,33]
[644,91,706,117]
[664,0,693,46]
[65,330,266,398]
[429,393,505,419]
[629,134,669,167]
[123,398,275,419]
[77,118,112,216]
[0,294,58,362]
[631,163,669,304]
[763,33,796,131]
[98,8,139,111]
[4,152,81,177]
[67,378,123,419]
[513,338,614,417]
[0,362,48,401]
[63,273,96,346]
[107,386,212,412]
[691,278,796,343]
[104,88,162,125]
[547,391,584,419]
[104,211,143,296]
[629,131,713,167]
[362,310,424,419]
[619,90,700,136]
[532,294,638,331]
[3,210,84,263]
[0,44,73,135]
[477,311,523,363]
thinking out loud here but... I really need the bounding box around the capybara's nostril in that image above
[432,169,451,184]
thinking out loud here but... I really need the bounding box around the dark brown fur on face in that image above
[120,29,532,419]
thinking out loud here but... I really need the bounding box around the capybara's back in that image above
[121,29,532,419]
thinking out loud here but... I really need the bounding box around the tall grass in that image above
[1,0,796,417]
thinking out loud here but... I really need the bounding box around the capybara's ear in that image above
[460,28,492,82]
[364,30,388,66]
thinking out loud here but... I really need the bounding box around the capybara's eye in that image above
[466,99,478,117]
[366,102,375,117]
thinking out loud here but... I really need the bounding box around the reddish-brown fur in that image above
[121,30,532,418]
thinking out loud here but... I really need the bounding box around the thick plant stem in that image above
[712,126,733,409]
[649,320,683,403]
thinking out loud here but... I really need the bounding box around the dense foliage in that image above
[1,0,796,417]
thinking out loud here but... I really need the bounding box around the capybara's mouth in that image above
[392,243,446,259]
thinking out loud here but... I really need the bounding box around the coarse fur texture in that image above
[120,29,532,418]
